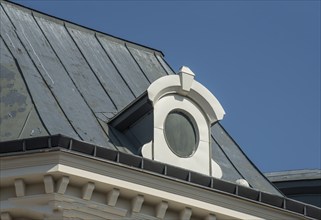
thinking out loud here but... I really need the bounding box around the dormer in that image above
[109,66,225,178]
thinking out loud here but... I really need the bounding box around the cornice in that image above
[1,149,316,220]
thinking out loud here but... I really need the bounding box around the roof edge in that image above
[214,123,285,196]
[1,134,320,219]
[3,0,165,57]
[266,169,321,182]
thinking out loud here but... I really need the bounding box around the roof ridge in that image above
[2,0,164,57]
[266,169,321,174]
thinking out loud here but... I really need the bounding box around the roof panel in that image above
[212,123,282,195]
[67,26,135,110]
[2,3,114,148]
[97,36,150,97]
[155,54,175,75]
[0,38,48,141]
[127,46,168,82]
[0,6,79,139]
[34,15,117,114]
[211,136,243,182]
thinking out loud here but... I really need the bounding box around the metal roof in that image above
[266,170,321,208]
[266,170,321,182]
[1,0,282,197]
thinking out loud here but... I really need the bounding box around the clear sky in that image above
[11,0,320,173]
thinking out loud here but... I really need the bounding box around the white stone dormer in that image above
[141,66,225,178]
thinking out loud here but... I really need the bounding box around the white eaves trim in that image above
[0,151,309,220]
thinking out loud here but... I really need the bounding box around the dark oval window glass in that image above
[164,111,198,157]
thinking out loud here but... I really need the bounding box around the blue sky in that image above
[11,0,320,172]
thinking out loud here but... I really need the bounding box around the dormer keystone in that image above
[179,66,195,94]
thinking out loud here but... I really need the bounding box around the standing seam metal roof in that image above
[1,0,282,196]
[0,0,172,149]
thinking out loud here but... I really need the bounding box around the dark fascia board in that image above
[0,135,321,219]
[3,0,164,57]
[108,92,152,131]
[273,179,321,195]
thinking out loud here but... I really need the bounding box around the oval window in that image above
[164,111,198,157]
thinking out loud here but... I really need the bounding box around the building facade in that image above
[0,1,320,219]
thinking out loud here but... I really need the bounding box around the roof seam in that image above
[17,106,33,139]
[95,33,137,98]
[211,133,248,182]
[156,55,175,75]
[216,123,285,196]
[125,42,151,84]
[1,2,16,29]
[62,22,119,112]
[0,34,50,137]
[154,52,170,76]
[31,12,118,151]
[1,4,83,140]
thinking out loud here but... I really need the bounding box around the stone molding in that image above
[0,151,310,220]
